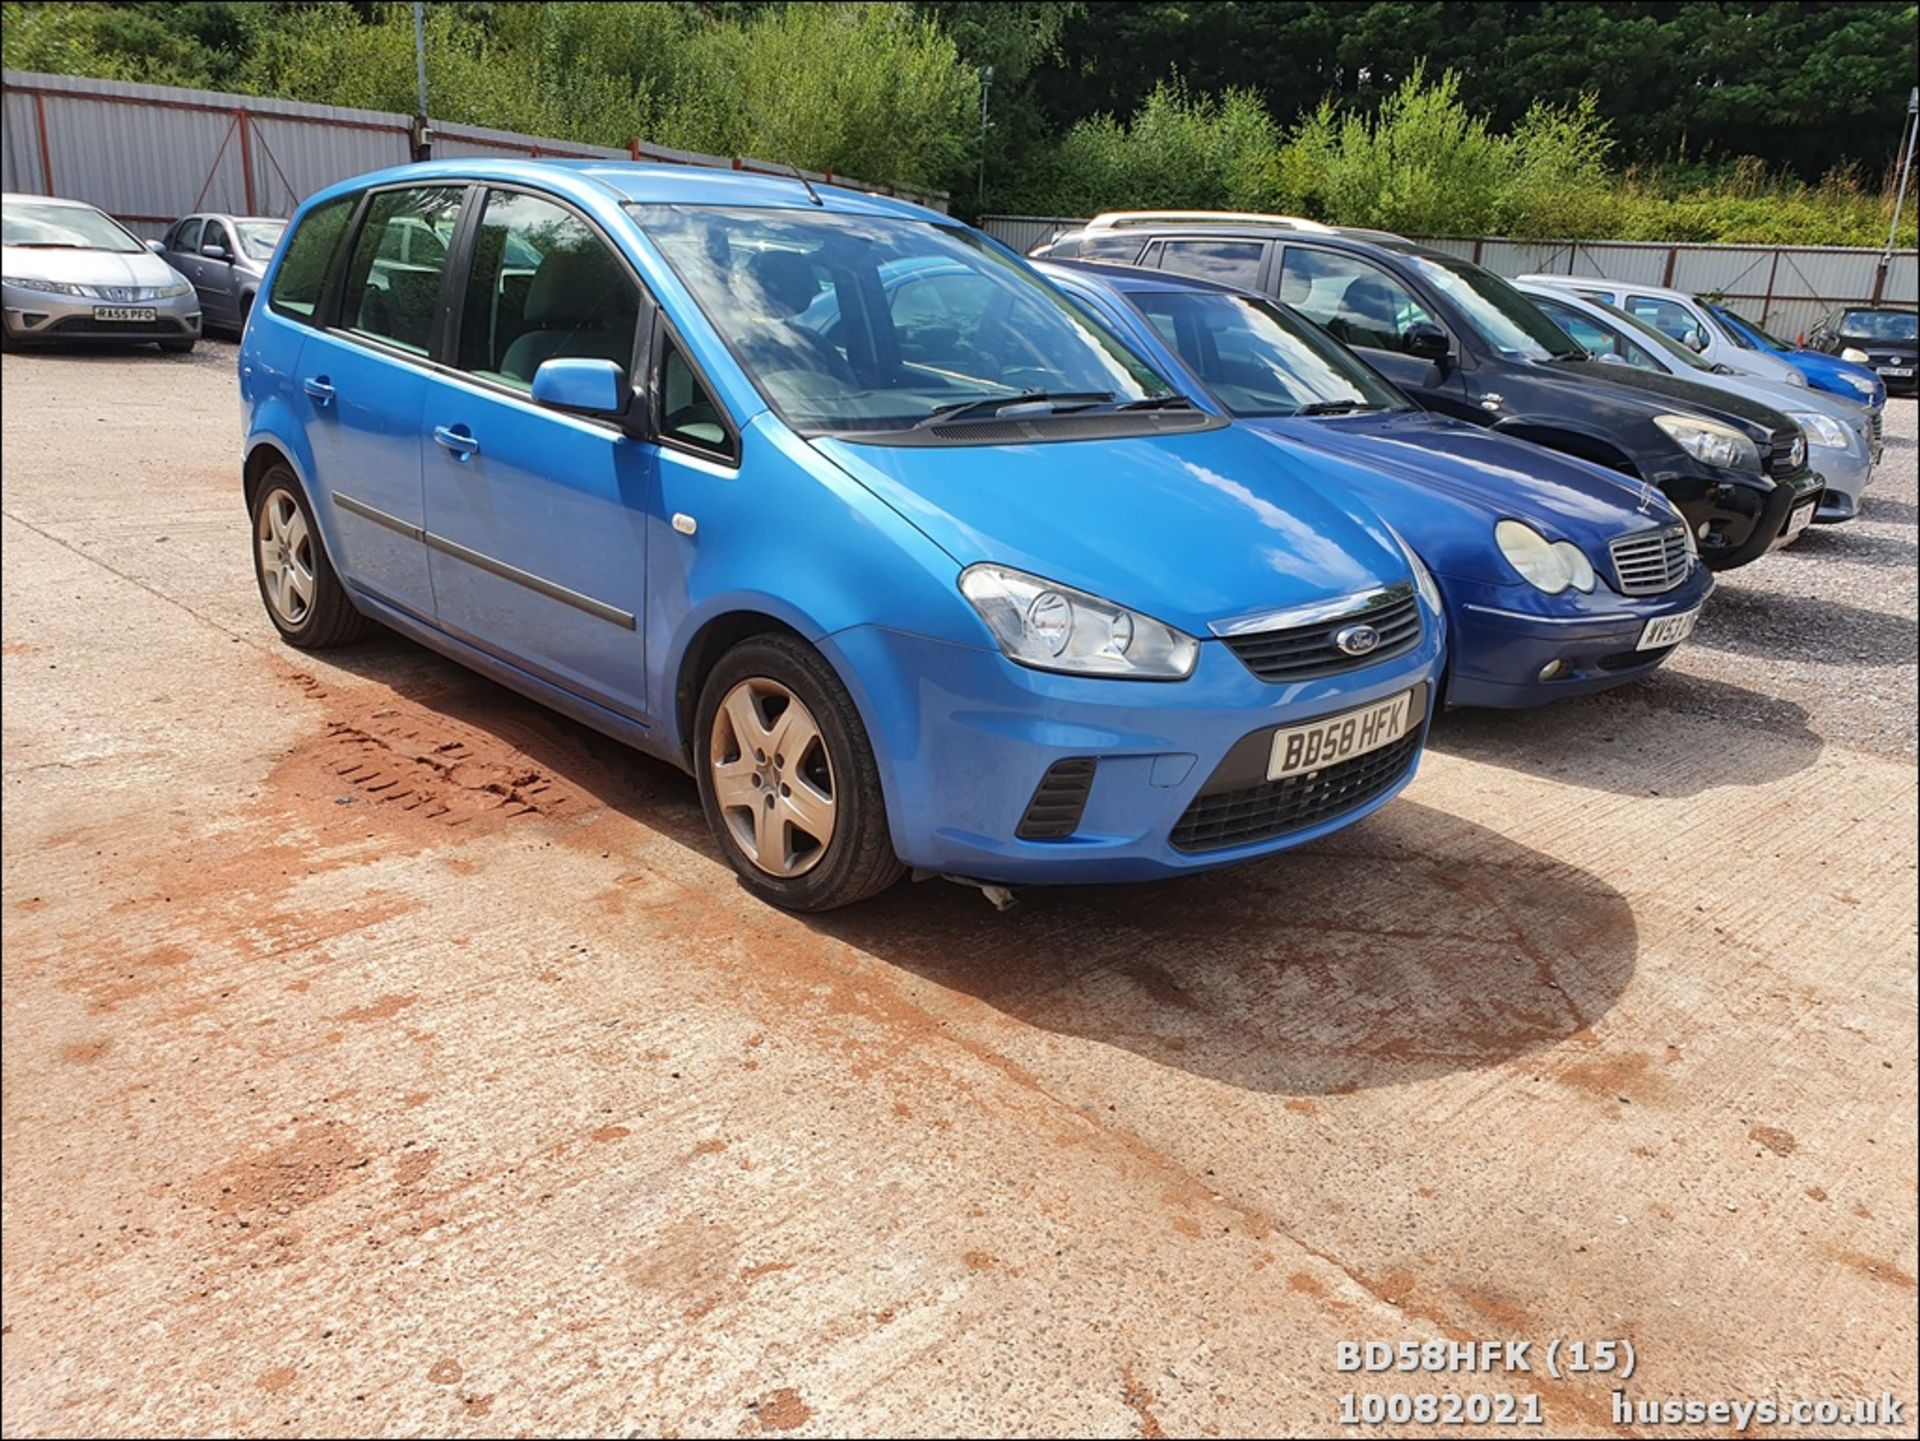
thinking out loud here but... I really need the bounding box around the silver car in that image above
[153,212,285,336]
[1517,273,1808,389]
[1518,280,1879,524]
[2,193,201,352]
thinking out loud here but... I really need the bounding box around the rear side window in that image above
[1625,295,1701,345]
[454,188,642,391]
[338,187,466,355]
[269,196,355,320]
[1156,238,1266,288]
[1077,234,1145,262]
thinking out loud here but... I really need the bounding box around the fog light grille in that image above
[1016,758,1097,840]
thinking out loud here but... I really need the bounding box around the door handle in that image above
[433,424,480,460]
[301,375,335,406]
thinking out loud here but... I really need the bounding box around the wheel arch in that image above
[671,609,813,769]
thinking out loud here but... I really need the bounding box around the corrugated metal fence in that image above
[1,69,947,236]
[982,214,1918,341]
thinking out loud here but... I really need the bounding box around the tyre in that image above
[249,467,371,648]
[694,634,905,911]
[159,336,196,354]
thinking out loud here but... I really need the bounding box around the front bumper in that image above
[1654,462,1823,571]
[820,619,1445,885]
[1443,562,1715,710]
[2,283,200,344]
[1807,436,1873,524]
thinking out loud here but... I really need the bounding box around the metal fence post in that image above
[32,89,53,194]
[236,107,256,214]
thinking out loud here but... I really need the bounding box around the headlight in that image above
[1840,347,1870,363]
[1494,520,1593,594]
[1653,413,1760,472]
[1788,411,1849,449]
[1781,369,1806,386]
[155,280,193,298]
[959,563,1199,679]
[2,276,95,297]
[1842,373,1878,399]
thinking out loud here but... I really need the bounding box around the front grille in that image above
[1170,731,1420,853]
[1220,589,1421,683]
[1608,525,1690,596]
[1598,645,1676,671]
[1765,429,1805,476]
[1016,758,1097,840]
[1869,408,1885,445]
[46,316,186,336]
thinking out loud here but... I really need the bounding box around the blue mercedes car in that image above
[1039,260,1714,710]
[238,160,1446,909]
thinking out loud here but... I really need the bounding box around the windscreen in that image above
[631,205,1173,434]
[1401,253,1585,361]
[234,221,286,262]
[1128,288,1407,417]
[1839,310,1918,342]
[3,201,144,253]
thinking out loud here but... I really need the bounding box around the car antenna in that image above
[783,159,825,207]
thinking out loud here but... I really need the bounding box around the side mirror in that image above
[1684,328,1708,352]
[531,358,643,432]
[201,243,233,261]
[1597,352,1627,366]
[1403,322,1451,364]
[145,239,166,255]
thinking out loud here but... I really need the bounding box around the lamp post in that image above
[977,65,993,211]
[410,1,433,161]
[1885,86,1918,261]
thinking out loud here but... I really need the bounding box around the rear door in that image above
[1275,244,1473,415]
[419,186,660,720]
[1151,237,1272,291]
[285,184,467,623]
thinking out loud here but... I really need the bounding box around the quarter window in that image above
[267,196,354,320]
[1279,248,1435,351]
[1156,238,1266,288]
[337,187,465,355]
[658,336,732,459]
[454,188,642,391]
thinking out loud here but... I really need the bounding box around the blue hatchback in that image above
[1705,304,1888,413]
[238,160,1444,909]
[1040,261,1715,709]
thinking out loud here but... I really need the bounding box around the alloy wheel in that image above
[257,488,315,627]
[708,677,837,877]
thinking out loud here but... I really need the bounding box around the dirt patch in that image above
[1751,1125,1798,1156]
[756,1388,813,1432]
[1121,1364,1167,1439]
[198,1121,369,1231]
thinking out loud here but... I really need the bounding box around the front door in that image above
[1275,245,1475,417]
[420,186,655,721]
[297,184,467,624]
[195,218,241,328]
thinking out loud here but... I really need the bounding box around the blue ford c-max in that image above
[239,160,1443,909]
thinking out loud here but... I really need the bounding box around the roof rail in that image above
[1084,210,1336,233]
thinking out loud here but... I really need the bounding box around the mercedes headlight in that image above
[1787,411,1849,450]
[1494,520,1595,595]
[959,564,1199,679]
[2,276,95,297]
[1653,414,1760,472]
[1840,346,1870,363]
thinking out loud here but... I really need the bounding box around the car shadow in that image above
[1789,525,1918,567]
[1685,586,1917,666]
[309,632,1637,1099]
[1430,669,1823,796]
[1862,496,1916,526]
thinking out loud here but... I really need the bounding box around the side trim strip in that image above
[333,490,636,630]
[1462,604,1639,626]
[424,532,637,630]
[334,491,423,541]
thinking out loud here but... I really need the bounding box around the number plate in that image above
[1267,690,1414,781]
[92,306,156,322]
[1774,499,1816,547]
[1879,366,1913,378]
[1637,605,1701,651]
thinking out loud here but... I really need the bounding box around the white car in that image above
[2,193,201,352]
[1517,273,1806,390]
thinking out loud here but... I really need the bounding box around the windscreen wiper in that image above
[912,390,1114,429]
[1296,401,1386,416]
[1111,395,1196,411]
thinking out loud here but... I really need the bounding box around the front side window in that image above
[633,205,1173,436]
[1156,238,1266,288]
[1077,234,1146,262]
[1597,298,1717,372]
[455,188,641,391]
[1401,252,1584,361]
[1131,288,1407,417]
[1278,247,1437,353]
[1,200,143,253]
[173,218,204,253]
[338,187,465,355]
[268,195,355,320]
[1624,295,1705,347]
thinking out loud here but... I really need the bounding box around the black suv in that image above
[1807,306,1917,396]
[1035,216,1824,569]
